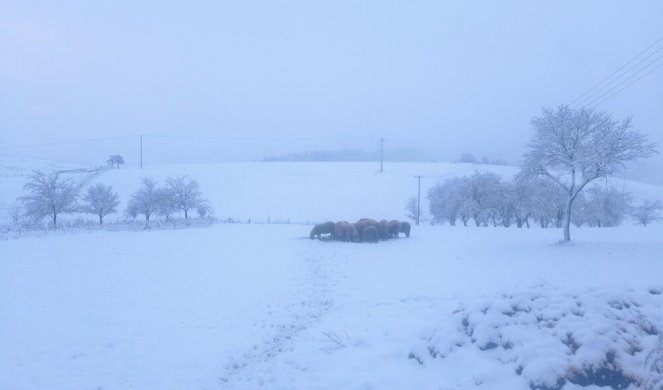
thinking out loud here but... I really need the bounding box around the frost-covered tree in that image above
[165,176,207,219]
[125,178,159,221]
[508,178,539,228]
[18,170,80,228]
[631,199,662,227]
[521,105,656,241]
[467,172,503,226]
[80,183,120,224]
[107,155,124,169]
[581,186,631,227]
[8,203,24,230]
[156,187,178,221]
[428,177,469,226]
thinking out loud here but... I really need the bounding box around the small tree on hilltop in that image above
[521,105,656,242]
[125,178,159,222]
[631,199,662,227]
[18,170,80,228]
[80,183,120,224]
[166,176,206,219]
[107,155,125,169]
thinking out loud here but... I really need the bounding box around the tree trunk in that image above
[99,214,103,225]
[53,212,57,229]
[563,196,573,242]
[184,209,188,219]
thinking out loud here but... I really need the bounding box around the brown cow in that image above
[377,219,389,240]
[335,221,359,242]
[388,219,400,238]
[400,221,411,238]
[361,225,379,243]
[310,221,336,239]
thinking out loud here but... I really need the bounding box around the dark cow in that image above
[354,218,377,234]
[335,221,359,242]
[400,221,411,238]
[377,219,389,240]
[388,219,401,238]
[310,221,336,239]
[361,225,379,243]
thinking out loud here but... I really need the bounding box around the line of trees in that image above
[13,171,212,228]
[428,172,661,229]
[124,176,213,222]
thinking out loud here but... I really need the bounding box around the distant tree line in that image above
[426,172,657,229]
[11,171,212,229]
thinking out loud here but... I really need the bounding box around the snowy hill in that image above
[3,159,663,225]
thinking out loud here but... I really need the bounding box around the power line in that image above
[575,51,663,107]
[578,53,663,108]
[0,135,136,149]
[589,60,663,107]
[141,134,377,142]
[570,37,663,107]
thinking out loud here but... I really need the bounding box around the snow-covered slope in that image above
[3,159,663,225]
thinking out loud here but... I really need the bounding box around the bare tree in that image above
[165,176,206,219]
[18,170,80,228]
[125,178,159,221]
[404,196,419,222]
[80,183,120,224]
[107,155,125,169]
[521,105,656,241]
[631,199,662,227]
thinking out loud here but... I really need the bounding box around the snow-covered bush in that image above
[410,285,663,389]
[80,183,120,224]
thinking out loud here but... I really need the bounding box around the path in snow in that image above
[220,239,346,387]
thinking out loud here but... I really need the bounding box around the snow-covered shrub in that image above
[410,285,663,389]
[196,200,214,219]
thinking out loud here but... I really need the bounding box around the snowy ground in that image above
[2,159,663,389]
[2,224,662,389]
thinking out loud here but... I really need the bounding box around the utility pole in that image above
[415,175,422,225]
[140,134,143,169]
[379,138,384,173]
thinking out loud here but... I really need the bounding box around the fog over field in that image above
[1,1,663,389]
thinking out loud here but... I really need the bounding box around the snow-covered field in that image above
[2,158,663,389]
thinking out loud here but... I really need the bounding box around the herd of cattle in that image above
[309,219,411,243]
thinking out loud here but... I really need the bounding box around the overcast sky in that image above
[1,1,662,166]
